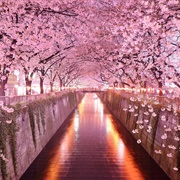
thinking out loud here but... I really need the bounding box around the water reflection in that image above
[41,114,76,179]
[20,93,170,180]
[106,114,144,179]
[74,109,79,133]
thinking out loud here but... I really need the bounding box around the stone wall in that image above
[98,90,180,180]
[0,91,84,180]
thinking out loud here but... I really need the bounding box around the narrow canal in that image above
[20,93,170,180]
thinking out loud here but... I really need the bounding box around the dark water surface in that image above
[20,93,170,180]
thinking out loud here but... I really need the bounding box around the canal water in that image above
[20,93,170,180]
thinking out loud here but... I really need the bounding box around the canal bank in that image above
[0,91,84,180]
[98,90,180,180]
[20,93,170,180]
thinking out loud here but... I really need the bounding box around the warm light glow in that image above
[156,89,160,94]
[42,114,75,179]
[32,85,40,94]
[26,86,30,91]
[74,110,79,133]
[169,89,173,93]
[94,96,104,121]
[162,90,166,94]
[17,86,26,95]
[105,114,144,180]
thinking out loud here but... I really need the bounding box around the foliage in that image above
[27,98,53,147]
[27,93,69,147]
[27,104,37,147]
[0,0,179,94]
[0,103,22,179]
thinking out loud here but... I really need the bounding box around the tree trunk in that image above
[158,81,163,96]
[40,77,44,94]
[25,78,32,95]
[50,82,53,92]
[59,78,63,91]
[140,81,147,94]
[143,81,147,88]
[121,83,125,88]
[0,81,6,96]
[113,80,118,88]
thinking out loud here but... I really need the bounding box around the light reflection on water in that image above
[41,115,75,179]
[20,93,170,180]
[44,93,144,179]
[106,114,144,179]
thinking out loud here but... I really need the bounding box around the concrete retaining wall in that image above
[0,91,84,180]
[98,90,180,180]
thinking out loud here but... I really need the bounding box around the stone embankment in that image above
[98,90,180,180]
[0,91,84,180]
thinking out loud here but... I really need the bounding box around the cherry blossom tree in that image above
[84,0,180,94]
[0,0,89,95]
[0,0,180,96]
